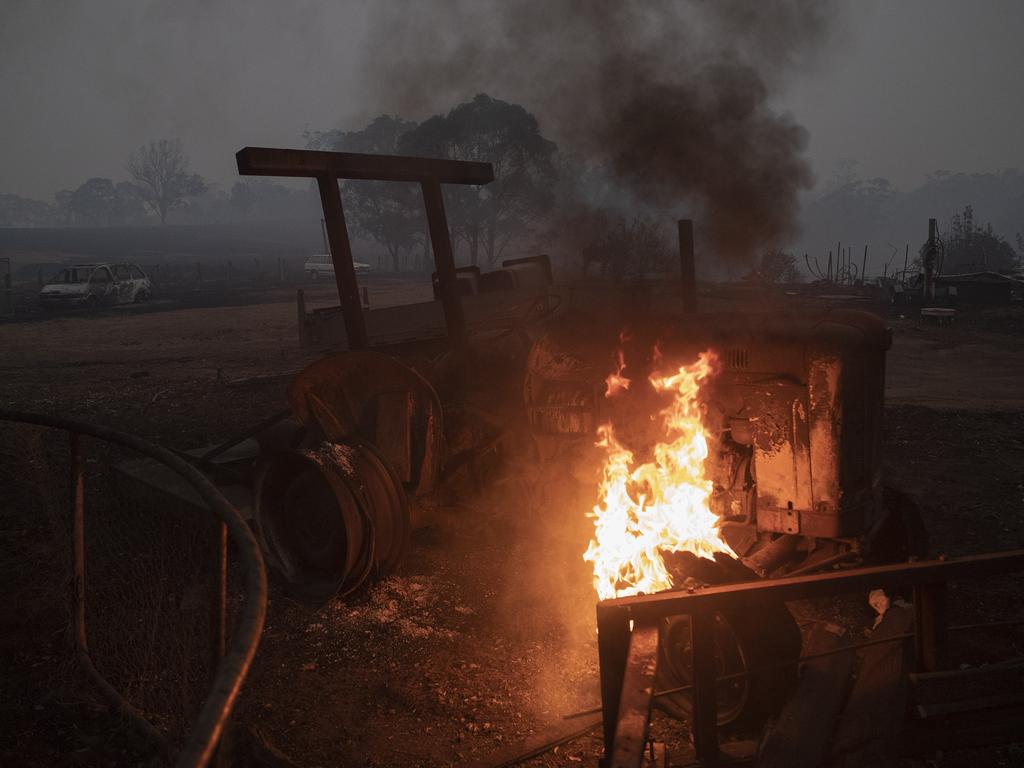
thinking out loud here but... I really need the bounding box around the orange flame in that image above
[584,350,735,600]
[605,348,630,397]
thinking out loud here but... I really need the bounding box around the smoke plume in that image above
[359,1,835,264]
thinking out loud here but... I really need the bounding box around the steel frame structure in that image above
[597,548,1024,767]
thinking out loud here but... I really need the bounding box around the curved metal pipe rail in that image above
[0,410,268,768]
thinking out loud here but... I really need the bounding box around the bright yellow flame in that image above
[584,350,735,600]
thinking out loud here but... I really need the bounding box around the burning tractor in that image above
[230,146,922,732]
[525,305,923,726]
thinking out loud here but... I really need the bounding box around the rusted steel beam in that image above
[599,549,1024,621]
[317,174,368,349]
[690,610,719,765]
[421,178,466,346]
[598,604,632,762]
[236,146,494,185]
[609,621,660,768]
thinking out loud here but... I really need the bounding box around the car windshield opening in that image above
[53,268,91,284]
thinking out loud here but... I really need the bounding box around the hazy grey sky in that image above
[2,0,1023,200]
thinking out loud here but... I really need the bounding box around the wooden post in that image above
[690,610,719,765]
[420,179,466,346]
[317,173,368,349]
[678,219,697,314]
[903,243,910,284]
[828,251,833,282]
[862,244,868,283]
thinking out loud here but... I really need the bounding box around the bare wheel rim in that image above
[660,612,750,725]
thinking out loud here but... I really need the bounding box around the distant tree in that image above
[126,139,206,224]
[0,193,55,227]
[399,94,558,266]
[67,178,119,225]
[580,211,670,279]
[758,250,802,283]
[53,189,75,225]
[113,181,147,224]
[308,115,424,272]
[62,178,147,226]
[230,180,258,219]
[943,205,1018,274]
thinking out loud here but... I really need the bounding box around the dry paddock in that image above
[2,291,1024,767]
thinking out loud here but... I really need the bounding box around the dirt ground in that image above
[2,287,1023,767]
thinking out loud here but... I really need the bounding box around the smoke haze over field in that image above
[3,1,1024,253]
[362,1,835,261]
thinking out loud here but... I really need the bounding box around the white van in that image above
[303,254,372,280]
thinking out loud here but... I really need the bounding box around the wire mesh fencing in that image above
[0,417,263,764]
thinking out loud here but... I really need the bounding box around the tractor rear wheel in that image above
[655,553,802,731]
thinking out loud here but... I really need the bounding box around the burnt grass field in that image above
[2,288,1024,767]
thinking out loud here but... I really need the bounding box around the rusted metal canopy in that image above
[236,146,493,351]
[236,146,494,185]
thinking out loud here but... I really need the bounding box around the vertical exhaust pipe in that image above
[678,219,696,314]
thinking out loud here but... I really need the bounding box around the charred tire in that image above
[254,448,375,603]
[655,555,801,731]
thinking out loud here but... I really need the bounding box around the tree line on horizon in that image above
[1,94,1021,280]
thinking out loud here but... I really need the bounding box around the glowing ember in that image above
[584,350,735,600]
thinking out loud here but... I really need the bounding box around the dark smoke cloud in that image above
[359,1,834,263]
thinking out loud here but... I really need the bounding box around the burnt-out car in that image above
[39,263,152,309]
